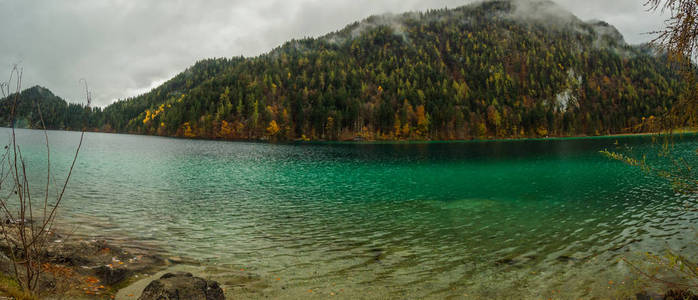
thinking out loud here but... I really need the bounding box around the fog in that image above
[0,0,667,106]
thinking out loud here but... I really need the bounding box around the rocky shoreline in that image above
[0,223,270,299]
[0,224,167,299]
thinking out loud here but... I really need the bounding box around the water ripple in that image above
[7,128,698,299]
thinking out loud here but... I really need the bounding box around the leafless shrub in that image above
[0,65,88,295]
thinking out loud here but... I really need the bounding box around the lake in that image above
[7,128,698,299]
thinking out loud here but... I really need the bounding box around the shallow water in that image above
[6,128,698,299]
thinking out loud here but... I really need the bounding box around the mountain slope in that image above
[34,0,692,139]
[0,86,91,130]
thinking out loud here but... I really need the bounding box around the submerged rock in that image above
[663,289,698,300]
[139,271,224,300]
[635,291,656,300]
[369,248,384,262]
[556,255,577,263]
[635,290,697,300]
[95,264,129,285]
[494,258,516,266]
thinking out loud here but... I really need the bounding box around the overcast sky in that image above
[0,0,667,107]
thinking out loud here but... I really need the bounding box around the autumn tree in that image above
[601,1,698,293]
[267,120,280,137]
[647,0,698,128]
[415,105,430,137]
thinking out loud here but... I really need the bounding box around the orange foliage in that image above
[219,120,235,139]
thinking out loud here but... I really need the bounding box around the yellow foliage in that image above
[182,122,196,138]
[266,105,277,117]
[401,123,410,137]
[143,104,167,124]
[477,122,487,137]
[143,110,152,124]
[600,150,642,167]
[536,126,548,137]
[416,105,429,136]
[267,120,280,136]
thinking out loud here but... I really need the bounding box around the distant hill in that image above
[0,86,92,130]
[6,0,686,140]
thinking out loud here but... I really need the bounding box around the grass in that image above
[0,274,37,300]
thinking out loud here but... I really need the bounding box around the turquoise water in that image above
[6,128,698,299]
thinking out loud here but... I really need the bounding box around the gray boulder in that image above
[138,272,225,300]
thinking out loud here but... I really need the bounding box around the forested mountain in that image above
[0,86,92,130]
[3,0,686,140]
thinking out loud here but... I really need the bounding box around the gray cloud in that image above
[0,0,668,107]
